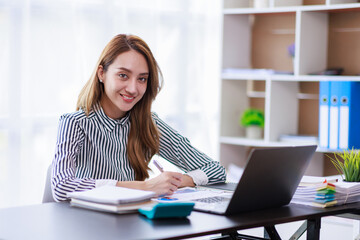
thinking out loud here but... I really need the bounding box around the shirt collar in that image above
[93,103,130,132]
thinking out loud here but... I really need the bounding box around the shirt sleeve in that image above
[152,113,226,185]
[51,114,96,202]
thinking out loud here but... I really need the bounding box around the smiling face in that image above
[98,50,149,119]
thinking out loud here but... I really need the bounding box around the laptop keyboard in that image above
[192,196,230,203]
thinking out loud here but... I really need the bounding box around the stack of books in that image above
[67,186,156,213]
[291,176,360,208]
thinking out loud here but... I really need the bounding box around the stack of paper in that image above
[298,175,339,187]
[67,186,156,213]
[291,176,360,208]
[333,181,360,205]
[313,182,337,208]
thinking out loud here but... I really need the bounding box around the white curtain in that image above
[0,0,222,208]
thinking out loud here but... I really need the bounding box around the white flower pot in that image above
[246,126,262,139]
[251,0,269,8]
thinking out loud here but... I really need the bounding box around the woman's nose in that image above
[125,78,137,94]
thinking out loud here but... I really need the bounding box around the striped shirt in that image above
[51,104,226,201]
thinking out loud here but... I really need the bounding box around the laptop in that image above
[192,145,317,215]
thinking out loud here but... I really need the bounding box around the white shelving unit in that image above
[219,0,360,176]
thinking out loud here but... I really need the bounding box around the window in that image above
[0,0,221,207]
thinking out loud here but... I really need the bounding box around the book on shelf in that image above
[318,81,360,150]
[67,185,156,213]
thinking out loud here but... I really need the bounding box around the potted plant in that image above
[239,108,264,139]
[328,148,360,182]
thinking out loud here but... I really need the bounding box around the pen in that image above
[153,159,164,173]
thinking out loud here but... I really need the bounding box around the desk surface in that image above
[1,202,360,240]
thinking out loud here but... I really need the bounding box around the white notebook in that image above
[67,186,155,204]
[70,198,155,214]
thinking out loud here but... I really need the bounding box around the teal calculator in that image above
[138,202,195,219]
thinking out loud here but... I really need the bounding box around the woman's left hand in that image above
[180,174,195,188]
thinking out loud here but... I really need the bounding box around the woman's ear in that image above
[97,65,104,83]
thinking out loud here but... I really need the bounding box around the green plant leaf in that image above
[352,167,359,182]
[240,108,265,128]
[330,148,360,182]
[344,157,352,181]
[328,154,345,179]
[357,167,360,182]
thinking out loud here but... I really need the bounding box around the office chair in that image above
[42,164,55,203]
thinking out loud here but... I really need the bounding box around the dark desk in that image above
[0,202,359,240]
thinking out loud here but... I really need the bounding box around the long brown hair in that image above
[77,34,163,180]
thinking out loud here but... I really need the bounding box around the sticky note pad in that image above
[138,202,194,219]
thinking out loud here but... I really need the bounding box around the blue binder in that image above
[338,81,360,150]
[318,81,330,149]
[329,81,342,150]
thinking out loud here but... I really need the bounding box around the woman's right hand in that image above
[143,171,183,196]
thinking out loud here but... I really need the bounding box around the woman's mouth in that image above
[120,94,135,102]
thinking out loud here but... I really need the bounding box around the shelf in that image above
[272,75,360,81]
[222,73,270,81]
[247,91,266,98]
[219,136,346,153]
[297,93,318,99]
[220,136,317,147]
[220,1,360,176]
[317,148,351,153]
[222,73,360,81]
[220,136,321,149]
[223,3,360,15]
[223,7,297,15]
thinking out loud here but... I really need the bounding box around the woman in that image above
[52,34,226,201]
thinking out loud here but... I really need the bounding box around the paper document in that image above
[299,175,340,187]
[155,187,232,203]
[292,178,360,208]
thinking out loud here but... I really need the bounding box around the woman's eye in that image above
[119,73,128,79]
[139,77,148,82]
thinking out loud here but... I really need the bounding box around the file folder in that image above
[329,81,342,150]
[318,81,330,149]
[339,81,360,150]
